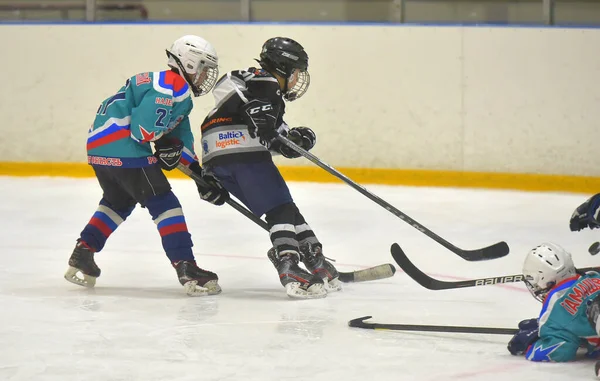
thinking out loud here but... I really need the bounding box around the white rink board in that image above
[1,24,599,176]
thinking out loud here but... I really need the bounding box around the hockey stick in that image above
[391,243,599,291]
[177,163,270,230]
[348,316,518,335]
[276,136,509,261]
[177,163,395,283]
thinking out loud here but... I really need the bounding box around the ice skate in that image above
[268,248,326,299]
[300,243,342,292]
[174,260,221,296]
[64,240,100,288]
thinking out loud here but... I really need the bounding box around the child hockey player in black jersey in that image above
[199,37,340,299]
[64,35,229,296]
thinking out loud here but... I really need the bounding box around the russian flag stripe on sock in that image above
[154,208,184,226]
[159,222,188,236]
[157,215,186,230]
[91,211,119,231]
[86,204,126,238]
[154,208,189,237]
[97,205,126,224]
[89,217,113,237]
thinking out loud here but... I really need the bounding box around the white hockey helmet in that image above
[166,35,219,97]
[522,242,576,302]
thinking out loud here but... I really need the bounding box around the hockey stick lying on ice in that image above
[391,243,599,291]
[348,316,517,335]
[275,136,509,262]
[178,163,395,283]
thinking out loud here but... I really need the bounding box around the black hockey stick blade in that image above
[391,243,600,291]
[348,316,518,335]
[390,243,523,290]
[338,264,396,283]
[454,241,510,261]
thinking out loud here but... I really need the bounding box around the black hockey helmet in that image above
[258,37,310,101]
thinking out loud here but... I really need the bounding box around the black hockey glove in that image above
[570,193,600,231]
[276,127,317,159]
[289,127,316,150]
[507,327,539,356]
[154,137,184,171]
[242,99,279,144]
[517,318,538,331]
[189,162,229,206]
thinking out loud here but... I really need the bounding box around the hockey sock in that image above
[79,198,134,252]
[145,191,195,263]
[265,202,300,254]
[293,210,320,247]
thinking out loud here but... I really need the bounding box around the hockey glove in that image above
[189,162,229,206]
[570,193,600,231]
[154,137,184,171]
[242,99,279,144]
[277,127,317,159]
[518,318,538,331]
[507,328,539,356]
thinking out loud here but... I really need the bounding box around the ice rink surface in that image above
[1,176,600,381]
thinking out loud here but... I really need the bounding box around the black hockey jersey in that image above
[200,67,289,166]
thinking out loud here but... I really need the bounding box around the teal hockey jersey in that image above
[526,272,600,362]
[86,71,198,168]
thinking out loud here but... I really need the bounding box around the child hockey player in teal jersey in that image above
[508,242,600,370]
[64,35,229,296]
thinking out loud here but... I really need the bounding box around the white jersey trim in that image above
[152,72,191,103]
[539,289,570,328]
[89,116,132,138]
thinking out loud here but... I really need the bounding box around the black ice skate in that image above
[64,240,101,288]
[173,260,221,296]
[300,243,342,292]
[268,248,326,299]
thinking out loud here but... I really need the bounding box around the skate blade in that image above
[184,280,221,297]
[202,280,222,295]
[324,277,342,292]
[285,282,327,299]
[64,266,97,288]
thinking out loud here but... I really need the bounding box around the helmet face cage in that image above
[285,70,310,102]
[524,276,553,302]
[191,65,219,96]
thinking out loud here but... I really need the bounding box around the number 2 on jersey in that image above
[155,108,172,127]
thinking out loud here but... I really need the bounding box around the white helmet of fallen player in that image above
[522,242,576,302]
[166,35,219,97]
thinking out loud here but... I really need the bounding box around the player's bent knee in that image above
[265,202,298,226]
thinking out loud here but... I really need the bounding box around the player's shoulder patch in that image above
[245,67,279,85]
[231,67,276,82]
[135,72,152,86]
[153,70,190,101]
[249,67,271,77]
